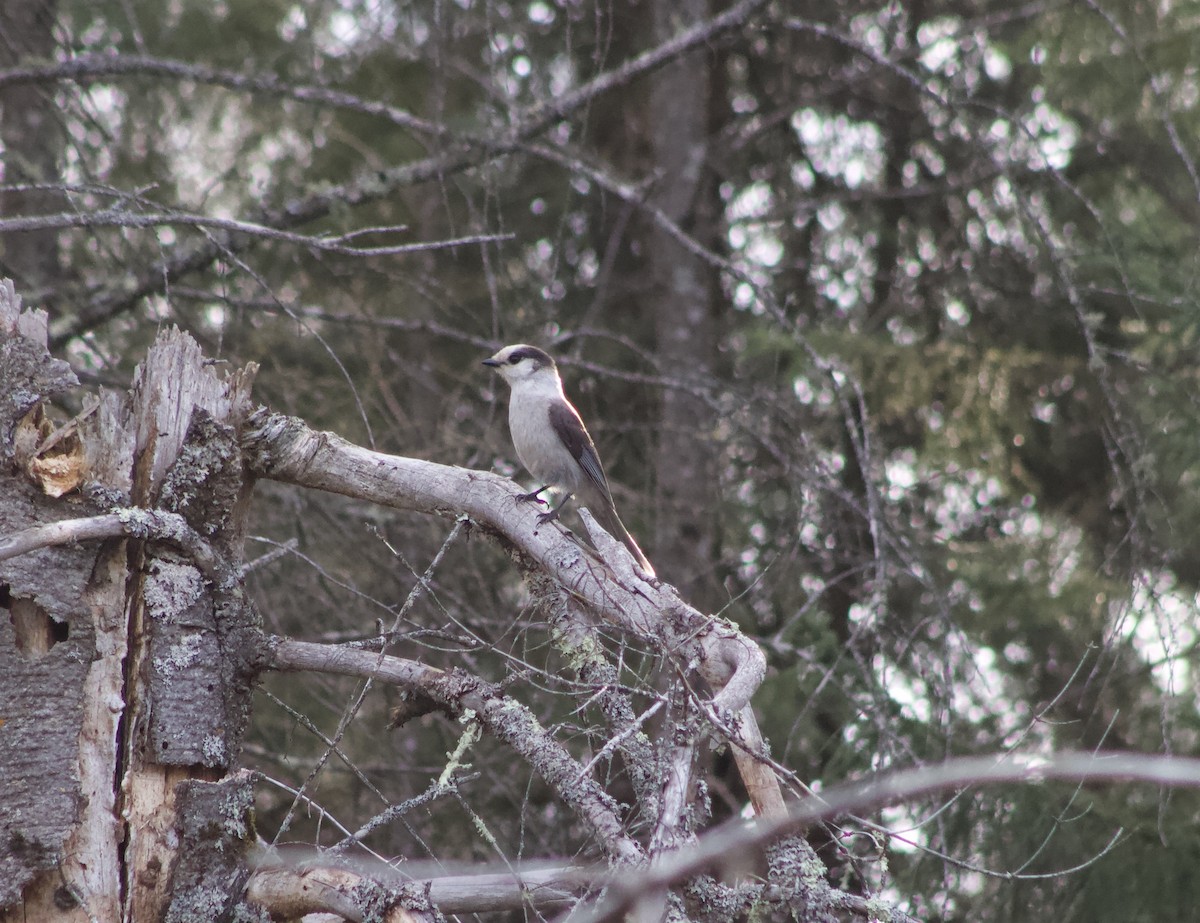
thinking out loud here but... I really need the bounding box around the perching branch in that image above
[241,411,764,710]
[241,409,785,817]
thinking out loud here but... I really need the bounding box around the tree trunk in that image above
[0,280,260,920]
[645,0,726,612]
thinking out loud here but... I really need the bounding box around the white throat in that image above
[509,368,566,400]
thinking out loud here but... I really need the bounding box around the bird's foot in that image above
[535,507,564,526]
[516,486,549,506]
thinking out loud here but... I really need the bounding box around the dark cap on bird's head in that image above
[482,344,556,369]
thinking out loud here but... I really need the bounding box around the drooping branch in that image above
[521,0,770,131]
[0,0,769,140]
[0,54,446,136]
[575,750,1200,923]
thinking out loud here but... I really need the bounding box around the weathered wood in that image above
[119,329,259,921]
[64,540,128,921]
[247,865,430,922]
[162,772,256,923]
[0,511,97,907]
[127,326,256,506]
[0,279,76,468]
[144,549,229,766]
[0,277,263,919]
[146,411,262,768]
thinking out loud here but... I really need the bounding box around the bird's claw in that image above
[536,508,562,526]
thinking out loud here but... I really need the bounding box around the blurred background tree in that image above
[3,0,1199,918]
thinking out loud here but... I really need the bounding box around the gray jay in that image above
[483,344,655,577]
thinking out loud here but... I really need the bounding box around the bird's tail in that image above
[585,497,655,578]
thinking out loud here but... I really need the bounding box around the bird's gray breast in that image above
[508,394,583,491]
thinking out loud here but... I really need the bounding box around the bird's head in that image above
[482,344,559,388]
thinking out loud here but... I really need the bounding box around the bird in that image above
[483,344,655,577]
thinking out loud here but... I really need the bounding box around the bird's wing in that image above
[548,400,612,500]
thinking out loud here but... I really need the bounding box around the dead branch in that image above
[242,410,785,817]
[0,207,508,257]
[575,749,1200,923]
[247,862,586,919]
[0,510,229,586]
[268,637,644,865]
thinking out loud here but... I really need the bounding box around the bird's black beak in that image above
[482,357,501,367]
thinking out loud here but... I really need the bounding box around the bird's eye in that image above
[508,355,522,365]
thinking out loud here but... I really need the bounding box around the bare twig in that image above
[268,519,468,848]
[0,208,509,256]
[0,513,129,562]
[329,774,474,856]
